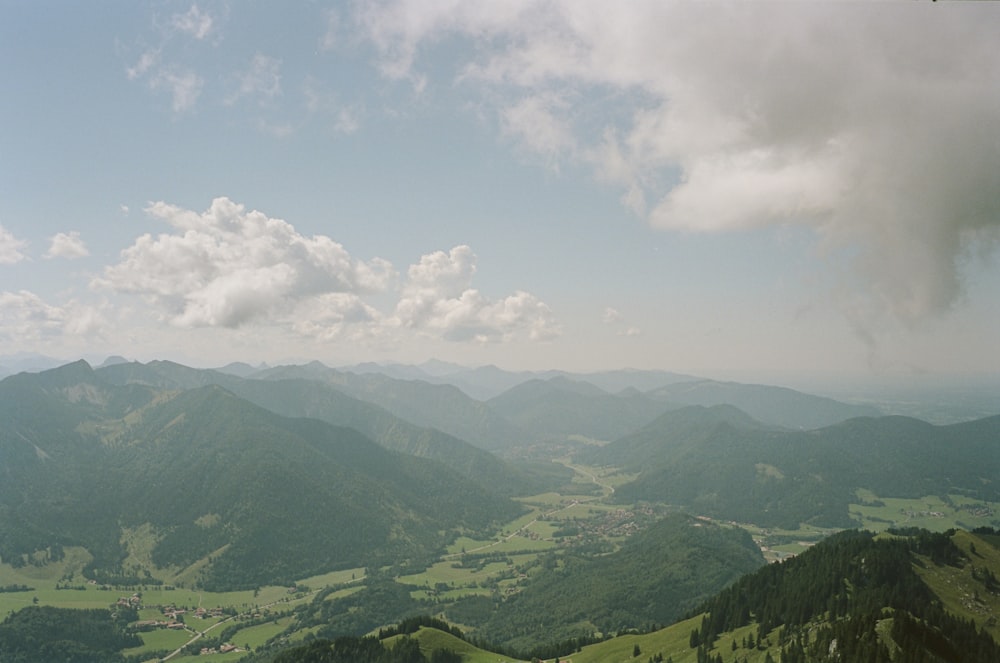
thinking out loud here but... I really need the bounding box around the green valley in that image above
[1,360,998,662]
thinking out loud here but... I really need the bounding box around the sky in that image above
[1,1,998,381]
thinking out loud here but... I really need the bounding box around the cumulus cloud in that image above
[45,231,89,259]
[93,199,558,346]
[395,245,560,342]
[0,225,28,264]
[359,1,1000,328]
[0,291,106,342]
[95,197,394,331]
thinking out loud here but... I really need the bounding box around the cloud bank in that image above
[360,1,1000,327]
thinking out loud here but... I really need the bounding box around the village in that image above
[116,593,244,656]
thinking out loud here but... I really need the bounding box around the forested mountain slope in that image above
[446,514,764,652]
[0,362,523,590]
[686,528,1000,663]
[256,363,529,451]
[97,360,546,496]
[582,406,1000,528]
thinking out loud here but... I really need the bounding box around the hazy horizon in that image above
[2,2,998,379]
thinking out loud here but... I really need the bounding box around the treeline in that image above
[688,529,1000,662]
[0,606,140,663]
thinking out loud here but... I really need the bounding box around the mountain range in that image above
[0,361,524,590]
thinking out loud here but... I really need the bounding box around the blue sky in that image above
[1,1,998,380]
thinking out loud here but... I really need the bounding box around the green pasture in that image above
[227,615,294,650]
[398,559,513,589]
[445,535,495,555]
[321,585,364,602]
[405,626,527,663]
[516,492,568,507]
[571,616,781,663]
[850,491,1000,532]
[123,626,193,657]
[482,535,557,554]
[499,509,546,534]
[296,567,365,588]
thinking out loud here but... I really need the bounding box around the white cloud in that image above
[229,54,282,105]
[45,231,89,259]
[94,197,394,331]
[92,199,556,347]
[0,291,106,342]
[394,245,559,342]
[0,225,28,264]
[359,1,1000,329]
[172,4,214,40]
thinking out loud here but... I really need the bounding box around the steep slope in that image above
[588,407,1000,528]
[0,364,524,590]
[648,378,881,429]
[486,376,673,442]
